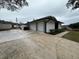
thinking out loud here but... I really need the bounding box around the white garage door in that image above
[38,22,44,32]
[30,23,36,31]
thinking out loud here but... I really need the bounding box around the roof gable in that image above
[29,16,63,24]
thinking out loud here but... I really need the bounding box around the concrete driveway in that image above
[0,30,79,59]
[0,29,30,43]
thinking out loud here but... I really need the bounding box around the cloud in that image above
[0,0,79,24]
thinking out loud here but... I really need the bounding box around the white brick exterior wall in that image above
[46,21,55,32]
[58,23,62,29]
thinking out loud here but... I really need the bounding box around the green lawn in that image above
[63,31,79,43]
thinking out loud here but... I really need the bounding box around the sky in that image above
[0,0,79,25]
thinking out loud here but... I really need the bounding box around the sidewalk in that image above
[54,31,69,37]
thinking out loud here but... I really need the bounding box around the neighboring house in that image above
[0,23,12,30]
[0,20,12,30]
[27,16,63,33]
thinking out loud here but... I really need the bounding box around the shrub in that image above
[49,29,65,35]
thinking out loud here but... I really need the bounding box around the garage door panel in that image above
[30,23,36,31]
[38,22,44,32]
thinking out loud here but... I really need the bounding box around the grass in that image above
[63,31,79,43]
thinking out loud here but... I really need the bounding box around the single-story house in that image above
[27,16,63,33]
[0,20,13,30]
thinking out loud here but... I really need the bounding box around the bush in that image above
[69,22,79,29]
[49,29,65,35]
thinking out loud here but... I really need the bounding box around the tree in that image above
[0,0,28,11]
[66,0,79,10]
[69,22,79,29]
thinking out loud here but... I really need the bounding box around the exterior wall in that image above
[46,21,55,32]
[38,22,44,32]
[29,20,62,33]
[0,23,12,30]
[29,23,36,31]
[58,23,62,29]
